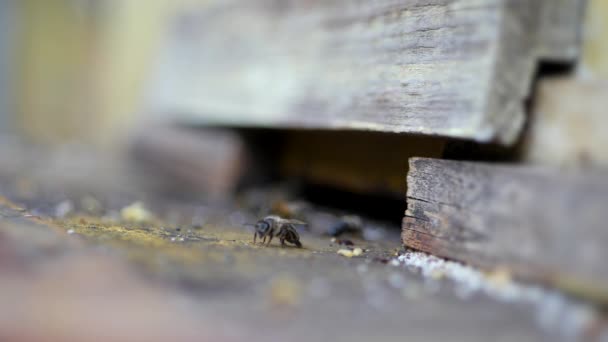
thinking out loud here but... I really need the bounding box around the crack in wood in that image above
[403,157,608,305]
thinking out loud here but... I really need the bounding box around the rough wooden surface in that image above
[403,157,608,303]
[149,0,585,145]
[0,185,555,342]
[518,0,607,169]
[1,142,604,341]
[538,0,586,61]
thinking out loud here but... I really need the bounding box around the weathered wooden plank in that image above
[538,0,586,61]
[0,188,597,341]
[402,157,608,303]
[518,0,607,169]
[0,194,552,342]
[148,0,584,145]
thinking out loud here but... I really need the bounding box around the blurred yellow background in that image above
[12,0,179,146]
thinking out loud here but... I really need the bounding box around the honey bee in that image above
[250,215,305,248]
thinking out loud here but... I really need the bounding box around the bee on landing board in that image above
[248,215,305,248]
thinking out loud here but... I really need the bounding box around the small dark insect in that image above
[335,239,354,246]
[327,215,363,237]
[247,215,305,248]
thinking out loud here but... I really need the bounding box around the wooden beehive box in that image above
[148,0,585,145]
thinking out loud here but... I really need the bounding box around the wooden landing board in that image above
[149,0,585,145]
[402,157,608,303]
[0,190,559,341]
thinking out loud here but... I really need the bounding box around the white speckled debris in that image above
[394,251,597,339]
[337,247,363,258]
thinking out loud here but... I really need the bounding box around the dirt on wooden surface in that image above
[0,144,604,341]
[0,174,597,341]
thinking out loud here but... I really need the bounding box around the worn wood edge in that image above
[538,0,586,62]
[402,157,608,305]
[494,0,587,144]
[402,224,608,306]
[150,0,545,145]
[457,0,585,144]
[480,1,538,144]
[153,0,586,146]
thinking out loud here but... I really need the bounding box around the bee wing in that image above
[284,219,307,226]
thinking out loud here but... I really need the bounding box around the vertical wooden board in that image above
[521,78,608,168]
[518,0,606,169]
[580,0,608,78]
[148,0,585,144]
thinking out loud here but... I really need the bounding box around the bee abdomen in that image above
[279,225,302,248]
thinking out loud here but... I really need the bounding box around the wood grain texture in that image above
[149,0,584,145]
[403,157,608,303]
[538,0,586,61]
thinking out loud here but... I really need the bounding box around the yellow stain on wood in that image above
[58,216,207,265]
[581,0,608,78]
[52,213,323,277]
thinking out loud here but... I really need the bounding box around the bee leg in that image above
[280,238,286,247]
[253,232,257,244]
[266,234,274,246]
